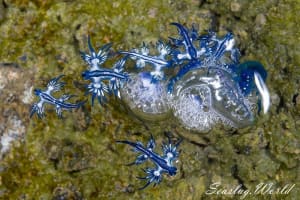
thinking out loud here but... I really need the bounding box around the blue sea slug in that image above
[117,135,181,189]
[120,41,172,81]
[80,36,129,105]
[30,75,85,118]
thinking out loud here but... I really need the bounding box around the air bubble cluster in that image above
[120,23,269,131]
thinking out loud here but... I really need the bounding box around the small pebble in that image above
[255,14,267,26]
[231,2,241,12]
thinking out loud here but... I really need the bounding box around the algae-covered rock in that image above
[0,0,299,199]
[44,138,94,172]
[0,63,33,159]
[52,183,83,200]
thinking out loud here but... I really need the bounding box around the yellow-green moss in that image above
[0,0,299,199]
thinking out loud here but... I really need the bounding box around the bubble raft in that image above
[120,23,270,131]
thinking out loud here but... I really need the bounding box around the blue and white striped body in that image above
[30,75,84,118]
[120,41,172,82]
[80,36,129,105]
[117,135,181,189]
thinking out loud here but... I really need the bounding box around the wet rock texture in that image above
[0,64,33,159]
[0,0,299,199]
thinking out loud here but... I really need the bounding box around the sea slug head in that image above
[81,70,90,80]
[34,88,42,96]
[168,166,177,176]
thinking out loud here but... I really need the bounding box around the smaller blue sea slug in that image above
[30,75,85,118]
[117,135,181,189]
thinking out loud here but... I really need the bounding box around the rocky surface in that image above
[0,63,33,159]
[0,0,299,199]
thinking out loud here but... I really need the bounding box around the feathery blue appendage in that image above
[80,36,112,69]
[80,36,129,104]
[30,103,45,119]
[117,135,181,189]
[137,168,164,190]
[170,22,198,61]
[120,41,172,81]
[146,134,156,150]
[30,75,85,119]
[162,137,182,166]
[46,74,66,93]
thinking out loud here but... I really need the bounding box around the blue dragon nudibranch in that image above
[30,75,85,118]
[80,36,129,105]
[117,135,181,189]
[120,23,270,131]
[120,41,172,81]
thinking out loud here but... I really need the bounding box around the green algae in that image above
[0,0,299,199]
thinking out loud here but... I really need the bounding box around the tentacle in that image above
[46,75,65,94]
[137,167,163,190]
[146,134,156,151]
[171,22,197,60]
[30,102,45,118]
[80,36,112,68]
[86,82,109,106]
